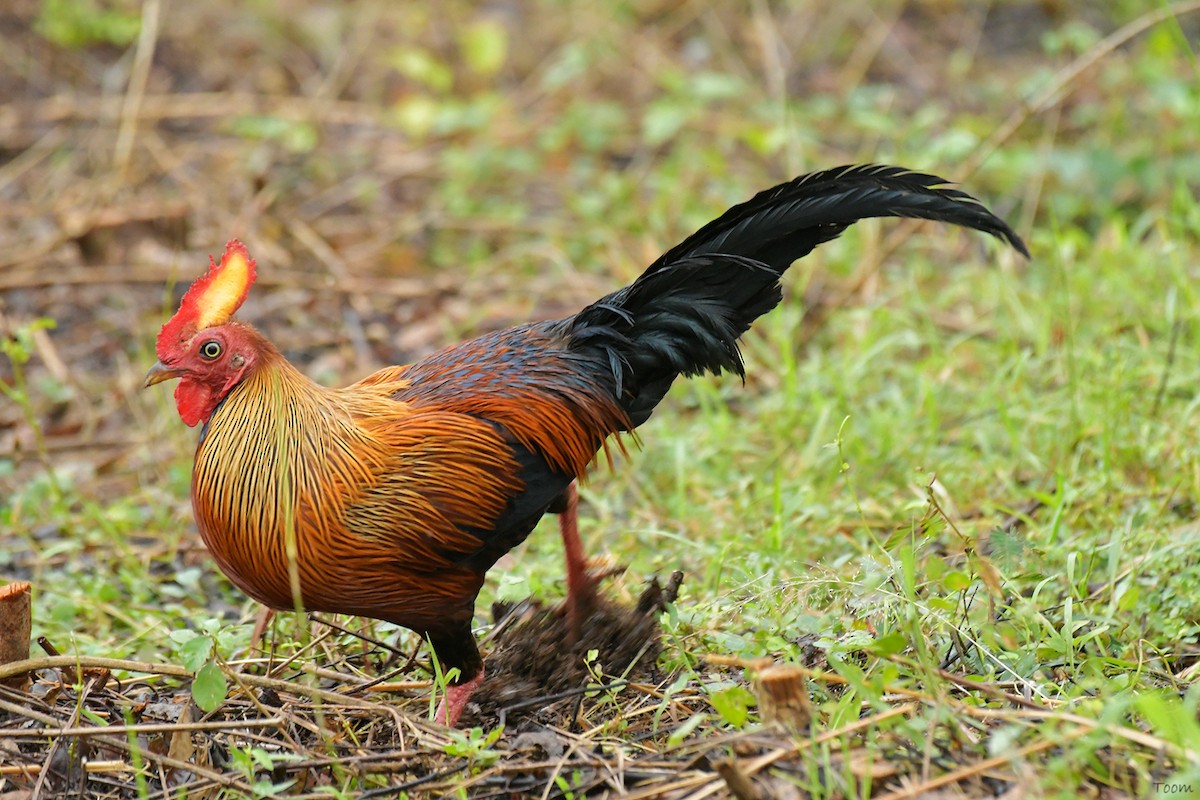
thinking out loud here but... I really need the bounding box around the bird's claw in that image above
[563,558,626,641]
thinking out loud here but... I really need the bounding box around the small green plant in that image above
[1,317,62,498]
[122,707,151,800]
[553,773,588,800]
[226,116,319,154]
[227,745,299,797]
[706,680,757,728]
[169,619,236,712]
[35,0,140,48]
[426,645,461,721]
[665,710,708,749]
[580,647,627,718]
[443,724,504,772]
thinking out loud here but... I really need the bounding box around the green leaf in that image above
[389,47,453,92]
[642,102,689,146]
[870,632,908,657]
[36,0,140,48]
[709,685,756,727]
[0,318,55,366]
[690,72,743,101]
[250,746,276,770]
[1146,24,1182,59]
[226,115,318,154]
[928,596,957,613]
[168,629,199,645]
[666,711,707,748]
[460,19,508,76]
[1116,582,1140,612]
[943,571,972,592]
[178,634,214,672]
[988,528,1028,565]
[1135,690,1200,748]
[192,661,228,713]
[80,707,109,727]
[391,96,441,137]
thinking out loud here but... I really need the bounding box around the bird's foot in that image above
[563,559,625,640]
[433,668,485,727]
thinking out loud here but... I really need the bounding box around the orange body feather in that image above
[188,323,629,674]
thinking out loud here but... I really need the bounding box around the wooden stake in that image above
[755,663,811,730]
[0,582,32,690]
[715,757,763,800]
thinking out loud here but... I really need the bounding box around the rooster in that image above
[145,165,1027,725]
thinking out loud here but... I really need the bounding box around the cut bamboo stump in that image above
[755,663,811,730]
[0,581,32,690]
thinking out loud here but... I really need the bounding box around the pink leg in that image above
[434,668,485,727]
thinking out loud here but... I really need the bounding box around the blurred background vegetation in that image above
[3,0,1196,504]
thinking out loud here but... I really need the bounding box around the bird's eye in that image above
[200,340,223,360]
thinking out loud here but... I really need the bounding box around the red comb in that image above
[156,240,257,360]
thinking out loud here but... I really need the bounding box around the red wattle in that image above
[175,381,215,427]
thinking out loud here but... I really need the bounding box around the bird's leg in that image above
[434,667,486,727]
[558,481,626,639]
[559,481,607,640]
[249,607,275,650]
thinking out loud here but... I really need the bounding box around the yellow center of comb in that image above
[195,248,252,329]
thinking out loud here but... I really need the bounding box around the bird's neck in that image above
[207,346,301,418]
[189,352,335,609]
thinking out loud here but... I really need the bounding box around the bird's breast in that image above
[191,407,302,610]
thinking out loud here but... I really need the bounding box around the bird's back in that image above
[391,322,631,475]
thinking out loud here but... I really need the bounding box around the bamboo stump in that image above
[755,663,811,730]
[0,581,32,690]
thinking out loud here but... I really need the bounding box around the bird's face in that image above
[145,323,259,427]
[145,240,260,427]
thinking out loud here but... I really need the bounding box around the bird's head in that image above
[145,240,264,427]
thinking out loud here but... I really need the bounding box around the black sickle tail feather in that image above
[566,164,1028,426]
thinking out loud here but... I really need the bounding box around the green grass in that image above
[3,0,1200,797]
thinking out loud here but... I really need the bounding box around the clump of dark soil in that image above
[466,571,683,727]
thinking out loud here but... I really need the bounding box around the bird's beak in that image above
[143,361,185,388]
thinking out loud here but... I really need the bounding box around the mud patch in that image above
[465,571,683,728]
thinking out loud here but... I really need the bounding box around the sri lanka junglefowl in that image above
[145,164,1027,725]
